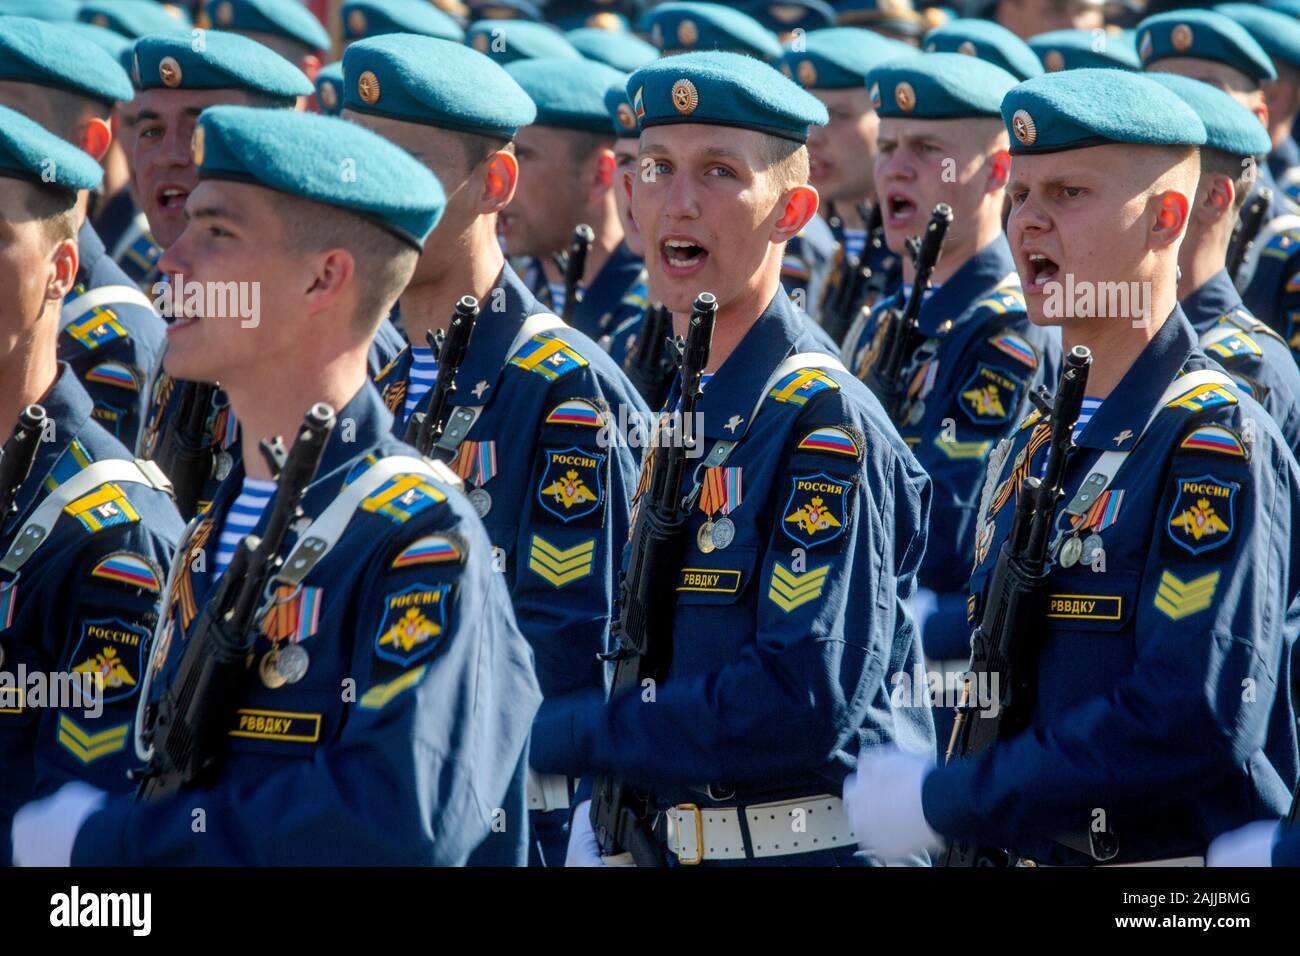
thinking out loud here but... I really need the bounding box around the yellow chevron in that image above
[529,535,595,587]
[768,562,830,612]
[56,715,128,764]
[360,665,428,711]
[934,435,993,460]
[1153,570,1220,621]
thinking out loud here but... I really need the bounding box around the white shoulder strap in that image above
[1,458,172,573]
[506,312,566,360]
[61,284,158,329]
[273,455,460,586]
[1234,213,1300,291]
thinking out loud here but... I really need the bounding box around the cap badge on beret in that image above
[215,1,233,26]
[1011,109,1036,146]
[1044,50,1064,72]
[320,82,338,111]
[894,81,916,112]
[159,56,184,88]
[357,70,381,105]
[672,78,699,115]
[473,32,489,52]
[1171,24,1193,53]
[588,12,621,30]
[191,124,205,166]
[798,60,817,86]
[348,8,367,37]
[678,20,698,48]
[1139,30,1152,61]
[869,81,881,110]
[92,13,109,27]
[958,41,977,57]
[616,102,636,130]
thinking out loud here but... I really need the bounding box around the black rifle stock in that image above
[864,204,953,422]
[154,381,219,519]
[623,303,676,409]
[589,293,717,866]
[408,295,480,459]
[1227,187,1272,283]
[562,224,595,323]
[0,405,46,529]
[137,403,335,800]
[941,346,1096,866]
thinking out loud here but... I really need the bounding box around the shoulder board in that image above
[1262,223,1300,260]
[360,472,448,525]
[797,425,860,458]
[985,329,1038,371]
[1204,331,1263,362]
[85,360,141,392]
[1178,424,1248,459]
[123,233,161,272]
[63,307,127,352]
[64,482,141,533]
[768,368,840,406]
[373,344,409,382]
[509,332,589,382]
[973,285,1027,318]
[43,439,94,492]
[90,551,162,592]
[1166,381,1238,413]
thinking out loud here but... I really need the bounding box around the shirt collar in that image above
[914,236,1016,337]
[1074,306,1198,452]
[1181,269,1243,335]
[449,262,546,407]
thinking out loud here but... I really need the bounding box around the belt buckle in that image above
[672,803,704,865]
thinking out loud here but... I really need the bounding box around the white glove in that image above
[12,781,107,867]
[843,746,943,863]
[1207,820,1279,867]
[565,801,636,866]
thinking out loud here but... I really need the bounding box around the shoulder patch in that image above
[1179,425,1247,459]
[1153,569,1220,621]
[545,398,606,428]
[797,426,860,458]
[510,332,589,381]
[986,331,1038,370]
[64,483,141,533]
[782,472,849,548]
[768,560,831,613]
[1167,382,1238,412]
[90,552,162,592]
[391,534,462,568]
[360,664,427,711]
[69,617,146,703]
[374,583,449,667]
[1205,332,1262,362]
[768,368,840,405]
[1167,475,1237,556]
[85,361,141,392]
[958,363,1023,425]
[57,715,129,764]
[934,434,994,460]
[360,474,446,524]
[537,447,605,522]
[527,534,595,587]
[974,286,1026,317]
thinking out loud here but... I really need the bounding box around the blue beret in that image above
[194,104,445,248]
[1145,72,1271,158]
[867,52,1016,118]
[314,60,343,115]
[605,86,638,137]
[467,19,581,62]
[641,3,783,62]
[63,22,135,65]
[507,57,627,133]
[627,50,828,142]
[1216,4,1300,71]
[1264,0,1300,18]
[923,18,1043,80]
[341,0,464,42]
[0,17,134,104]
[78,0,191,38]
[1001,69,1207,154]
[567,26,659,71]
[1136,10,1276,83]
[745,0,837,36]
[343,35,536,137]
[0,103,103,194]
[205,0,331,51]
[1029,29,1138,72]
[833,0,924,38]
[471,0,544,21]
[548,1,640,32]
[133,31,313,97]
[0,0,81,21]
[778,27,913,88]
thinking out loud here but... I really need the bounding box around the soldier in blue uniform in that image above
[340,35,648,866]
[1148,72,1300,455]
[544,50,935,867]
[1027,28,1140,72]
[601,86,652,366]
[199,0,332,78]
[0,107,183,866]
[0,17,167,452]
[467,18,582,64]
[340,0,465,46]
[128,33,403,516]
[846,68,1300,866]
[841,54,1058,741]
[568,26,659,72]
[10,106,541,866]
[77,0,191,38]
[1207,817,1300,866]
[779,27,911,330]
[641,3,784,62]
[834,0,928,44]
[923,17,1045,81]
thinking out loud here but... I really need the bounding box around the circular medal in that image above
[711,516,736,550]
[259,650,287,689]
[213,451,233,482]
[907,400,926,425]
[276,644,310,684]
[1081,533,1104,566]
[697,521,716,554]
[467,487,492,518]
[1059,535,1083,568]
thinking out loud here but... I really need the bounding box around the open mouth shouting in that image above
[1023,250,1061,293]
[155,183,190,212]
[884,191,917,229]
[661,235,709,277]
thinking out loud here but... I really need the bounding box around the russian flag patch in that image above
[797,426,860,458]
[90,552,162,592]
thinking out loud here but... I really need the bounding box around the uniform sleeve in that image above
[71,511,541,866]
[922,414,1299,847]
[535,394,935,786]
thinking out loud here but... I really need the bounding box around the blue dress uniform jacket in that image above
[58,221,167,452]
[138,319,409,514]
[535,287,936,860]
[843,239,1061,659]
[1183,268,1300,454]
[925,309,1300,865]
[1274,824,1300,866]
[567,241,647,365]
[0,368,183,865]
[69,383,542,865]
[1240,214,1300,364]
[380,265,648,761]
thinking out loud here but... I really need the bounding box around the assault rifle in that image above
[623,303,676,409]
[154,381,219,519]
[1227,187,1272,284]
[562,224,595,323]
[0,405,46,530]
[408,295,480,459]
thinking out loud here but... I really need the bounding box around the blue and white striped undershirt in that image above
[548,282,566,314]
[1072,396,1103,442]
[404,345,439,419]
[842,228,866,260]
[213,477,276,578]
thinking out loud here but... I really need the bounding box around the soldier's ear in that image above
[988,149,1011,191]
[592,148,616,192]
[482,149,519,211]
[1151,190,1190,248]
[300,54,322,84]
[1198,173,1233,225]
[80,117,113,163]
[47,237,79,302]
[771,183,819,243]
[303,247,357,316]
